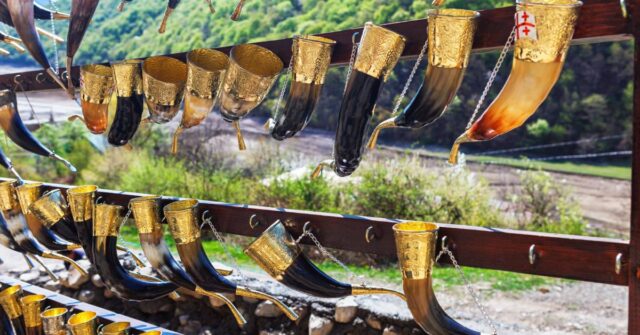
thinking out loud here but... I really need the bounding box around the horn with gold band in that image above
[69,65,114,135]
[245,220,405,300]
[393,222,480,335]
[142,56,188,124]
[92,203,177,300]
[108,60,144,148]
[129,196,246,327]
[41,307,67,335]
[0,288,12,335]
[265,35,336,141]
[15,183,81,252]
[0,0,64,43]
[29,189,79,245]
[450,0,582,164]
[368,9,479,150]
[0,285,25,335]
[66,0,100,98]
[20,294,45,335]
[0,181,88,277]
[313,23,405,178]
[163,199,299,321]
[67,311,96,335]
[172,49,229,154]
[219,44,284,151]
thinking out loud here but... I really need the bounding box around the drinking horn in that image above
[40,307,67,335]
[0,90,77,173]
[33,2,69,20]
[66,185,145,267]
[69,65,114,134]
[158,0,179,34]
[245,220,406,300]
[172,49,228,154]
[368,9,479,150]
[219,44,284,150]
[0,180,88,277]
[15,182,81,251]
[0,290,15,335]
[393,222,480,335]
[100,322,129,335]
[0,143,24,182]
[230,0,245,21]
[142,56,187,124]
[92,203,177,300]
[313,23,405,178]
[6,0,67,92]
[29,189,79,244]
[265,35,335,141]
[67,311,96,335]
[129,196,246,327]
[0,285,25,335]
[0,0,65,43]
[20,294,45,335]
[0,32,24,53]
[449,0,582,164]
[108,60,144,147]
[66,0,101,97]
[163,199,299,321]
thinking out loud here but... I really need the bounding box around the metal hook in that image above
[12,74,23,87]
[352,31,360,45]
[441,235,449,251]
[302,221,313,235]
[365,226,376,243]
[249,214,260,229]
[529,244,537,265]
[615,253,623,275]
[61,71,68,81]
[35,72,47,84]
[201,210,212,224]
[95,196,103,204]
[620,0,628,19]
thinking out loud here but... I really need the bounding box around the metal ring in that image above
[352,31,360,45]
[365,226,376,243]
[615,253,623,275]
[620,0,628,19]
[441,236,449,250]
[529,244,537,265]
[35,72,46,84]
[201,210,211,223]
[249,214,260,229]
[12,74,23,86]
[302,221,312,235]
[61,71,68,81]
[95,196,104,204]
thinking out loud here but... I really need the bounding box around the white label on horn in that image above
[515,10,538,41]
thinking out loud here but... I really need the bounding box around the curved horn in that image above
[92,203,177,300]
[0,90,77,174]
[129,196,246,327]
[245,220,405,300]
[66,0,100,97]
[29,189,79,244]
[450,0,582,164]
[158,0,180,34]
[173,49,229,154]
[33,2,69,20]
[41,307,67,335]
[219,44,283,151]
[108,60,144,147]
[314,23,405,177]
[368,9,478,150]
[142,56,187,124]
[77,65,114,135]
[20,294,45,335]
[67,311,96,335]
[0,285,25,335]
[164,199,299,321]
[268,35,335,141]
[66,185,98,262]
[393,222,480,335]
[0,32,25,53]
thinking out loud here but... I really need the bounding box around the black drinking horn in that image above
[66,0,100,97]
[158,0,179,34]
[245,220,405,299]
[108,60,144,147]
[6,0,67,93]
[33,2,70,20]
[0,289,14,335]
[29,189,79,244]
[0,32,25,53]
[129,196,246,327]
[20,294,45,335]
[0,285,25,335]
[164,199,299,321]
[266,35,335,140]
[0,90,77,174]
[15,182,81,251]
[368,9,479,150]
[312,23,405,178]
[0,180,88,278]
[0,0,64,43]
[0,143,24,182]
[92,203,178,300]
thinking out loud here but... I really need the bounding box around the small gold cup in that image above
[70,65,114,134]
[172,49,229,154]
[20,294,46,330]
[0,285,23,319]
[41,307,68,335]
[0,179,19,212]
[67,311,97,335]
[29,189,69,230]
[94,204,123,238]
[66,185,98,223]
[219,44,284,150]
[101,321,130,335]
[142,56,188,124]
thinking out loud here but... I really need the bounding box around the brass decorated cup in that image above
[71,65,114,134]
[20,294,46,330]
[67,311,97,335]
[219,44,284,150]
[0,285,23,320]
[142,56,188,124]
[172,49,229,154]
[41,307,68,335]
[101,321,130,335]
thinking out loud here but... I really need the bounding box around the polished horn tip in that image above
[235,286,299,321]
[36,28,64,43]
[42,251,88,278]
[367,117,397,150]
[7,165,23,184]
[351,286,407,301]
[311,160,333,179]
[448,133,471,165]
[432,0,445,6]
[263,118,275,132]
[158,7,174,34]
[171,125,184,155]
[52,11,70,20]
[232,120,247,151]
[230,0,245,21]
[51,153,77,174]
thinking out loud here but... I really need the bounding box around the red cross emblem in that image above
[515,10,538,41]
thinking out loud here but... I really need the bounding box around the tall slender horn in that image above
[108,60,144,147]
[0,285,25,335]
[92,203,177,300]
[19,294,45,335]
[67,311,96,335]
[66,0,100,98]
[74,65,114,134]
[313,23,405,177]
[141,56,187,124]
[245,220,404,299]
[129,196,245,327]
[40,308,67,335]
[393,222,480,334]
[449,0,582,164]
[368,9,479,150]
[66,185,98,262]
[164,199,299,321]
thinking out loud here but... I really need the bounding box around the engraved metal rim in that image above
[41,307,67,318]
[164,198,198,213]
[16,182,42,191]
[426,8,480,19]
[0,285,21,298]
[20,294,45,305]
[363,22,407,43]
[129,195,161,205]
[67,311,97,326]
[67,185,98,195]
[516,0,583,8]
[294,34,336,45]
[143,56,188,83]
[81,64,113,78]
[392,221,439,233]
[244,219,285,251]
[101,321,130,333]
[230,44,284,78]
[186,48,229,73]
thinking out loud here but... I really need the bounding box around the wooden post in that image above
[630,1,640,333]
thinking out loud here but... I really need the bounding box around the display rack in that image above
[0,0,637,332]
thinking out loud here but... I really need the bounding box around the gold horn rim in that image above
[230,44,284,79]
[101,321,130,335]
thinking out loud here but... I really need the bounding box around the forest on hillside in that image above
[0,0,633,158]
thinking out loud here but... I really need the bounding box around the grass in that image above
[119,225,557,292]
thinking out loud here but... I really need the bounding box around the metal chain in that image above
[296,229,362,283]
[436,245,498,335]
[48,0,60,73]
[391,38,429,116]
[116,208,139,253]
[273,54,294,121]
[343,35,360,94]
[201,216,243,278]
[15,80,38,121]
[465,26,516,130]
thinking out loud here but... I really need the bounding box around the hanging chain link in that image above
[201,215,244,278]
[15,79,38,121]
[116,208,139,257]
[436,244,498,335]
[273,54,294,121]
[390,38,429,116]
[343,34,360,94]
[296,227,363,283]
[48,0,60,73]
[465,26,516,130]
